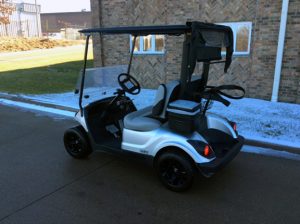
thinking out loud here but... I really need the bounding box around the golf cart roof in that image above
[79,25,188,35]
[79,22,232,36]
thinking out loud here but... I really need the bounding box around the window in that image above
[130,35,165,54]
[218,22,252,56]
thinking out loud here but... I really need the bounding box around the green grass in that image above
[0,60,93,94]
[0,45,93,94]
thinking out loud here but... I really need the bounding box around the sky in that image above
[16,0,91,13]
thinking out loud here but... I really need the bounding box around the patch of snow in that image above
[209,98,300,148]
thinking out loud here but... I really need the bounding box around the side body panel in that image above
[74,104,237,165]
[122,112,237,164]
[122,124,212,164]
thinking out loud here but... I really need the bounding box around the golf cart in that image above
[63,21,245,191]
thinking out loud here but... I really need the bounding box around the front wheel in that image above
[63,126,92,159]
[156,151,194,192]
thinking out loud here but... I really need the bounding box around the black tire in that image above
[156,151,194,192]
[63,126,92,159]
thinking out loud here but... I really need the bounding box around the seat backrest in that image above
[152,80,180,119]
[152,84,167,116]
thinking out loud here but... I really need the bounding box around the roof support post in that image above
[127,35,136,74]
[79,34,90,115]
[271,0,289,102]
[179,32,192,98]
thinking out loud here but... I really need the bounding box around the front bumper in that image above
[197,136,244,174]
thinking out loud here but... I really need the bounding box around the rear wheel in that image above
[156,151,194,192]
[63,126,92,159]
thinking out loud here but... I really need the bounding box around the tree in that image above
[0,0,15,25]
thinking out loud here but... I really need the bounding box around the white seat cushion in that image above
[124,106,161,132]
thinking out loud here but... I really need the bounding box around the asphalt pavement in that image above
[0,104,300,224]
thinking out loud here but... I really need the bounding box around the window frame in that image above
[218,21,252,56]
[129,34,165,55]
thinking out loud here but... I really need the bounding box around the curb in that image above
[0,93,77,113]
[245,139,300,155]
[1,94,299,155]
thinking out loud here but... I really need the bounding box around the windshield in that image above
[76,64,156,109]
[76,65,127,106]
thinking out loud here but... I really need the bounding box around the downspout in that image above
[271,0,289,102]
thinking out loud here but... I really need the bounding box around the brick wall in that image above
[248,0,281,100]
[195,0,257,95]
[279,0,300,103]
[90,0,300,103]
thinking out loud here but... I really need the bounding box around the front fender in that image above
[75,110,88,132]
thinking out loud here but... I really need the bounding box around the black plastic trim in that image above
[92,142,154,166]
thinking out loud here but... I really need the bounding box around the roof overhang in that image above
[79,22,233,36]
[79,24,189,36]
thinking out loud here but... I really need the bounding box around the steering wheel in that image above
[117,73,141,95]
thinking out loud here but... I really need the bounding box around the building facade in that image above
[90,0,300,104]
[40,11,92,40]
[0,1,41,37]
[40,11,92,33]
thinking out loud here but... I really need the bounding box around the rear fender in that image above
[151,132,211,164]
[206,113,237,138]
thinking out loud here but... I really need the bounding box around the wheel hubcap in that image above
[66,133,83,154]
[160,160,188,187]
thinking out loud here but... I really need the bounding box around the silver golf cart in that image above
[63,21,245,191]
